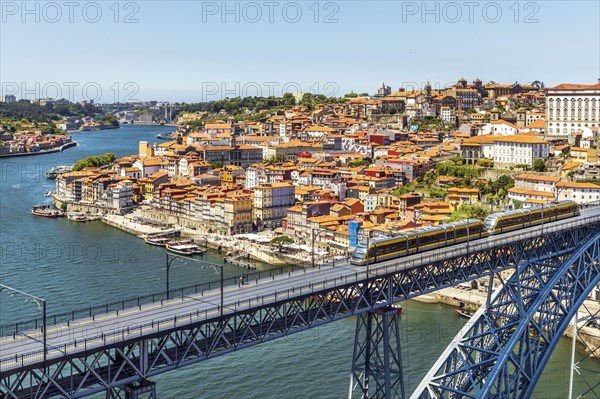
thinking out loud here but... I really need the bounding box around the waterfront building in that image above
[224,190,253,234]
[253,182,295,230]
[106,180,134,211]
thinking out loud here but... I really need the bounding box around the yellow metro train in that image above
[350,200,580,266]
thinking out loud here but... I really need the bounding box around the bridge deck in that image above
[1,208,599,372]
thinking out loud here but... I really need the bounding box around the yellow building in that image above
[570,147,597,163]
[447,187,479,208]
[220,165,244,186]
[224,190,254,234]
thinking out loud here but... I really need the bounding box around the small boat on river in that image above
[45,166,72,179]
[455,309,474,318]
[67,214,88,222]
[31,204,65,218]
[145,236,172,246]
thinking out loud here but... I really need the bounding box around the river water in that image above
[0,124,596,398]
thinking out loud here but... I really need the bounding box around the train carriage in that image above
[351,219,487,266]
[484,200,580,234]
[350,200,580,266]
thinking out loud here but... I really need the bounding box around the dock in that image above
[224,252,257,269]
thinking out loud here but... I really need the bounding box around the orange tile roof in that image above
[493,135,548,144]
[508,187,554,197]
[547,83,600,91]
[515,174,560,183]
[556,182,600,189]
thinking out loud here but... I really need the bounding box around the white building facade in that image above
[545,82,600,137]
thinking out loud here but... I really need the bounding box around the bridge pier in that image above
[106,380,156,399]
[348,307,405,399]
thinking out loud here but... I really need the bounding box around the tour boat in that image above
[45,165,72,179]
[145,236,172,246]
[166,244,196,256]
[166,238,194,246]
[31,204,65,218]
[166,239,205,255]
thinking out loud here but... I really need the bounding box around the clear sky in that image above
[1,0,599,102]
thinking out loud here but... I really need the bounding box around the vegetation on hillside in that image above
[73,152,116,171]
[0,101,101,123]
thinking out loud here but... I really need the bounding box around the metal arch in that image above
[1,221,599,398]
[413,231,600,399]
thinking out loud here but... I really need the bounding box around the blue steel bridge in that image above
[0,207,599,399]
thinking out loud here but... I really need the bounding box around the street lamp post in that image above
[0,284,47,365]
[311,227,325,268]
[165,254,224,320]
[541,202,544,235]
[414,208,421,231]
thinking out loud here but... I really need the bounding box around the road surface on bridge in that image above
[1,208,598,370]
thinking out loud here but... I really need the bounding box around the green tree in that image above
[348,158,371,167]
[490,175,515,199]
[265,155,286,164]
[270,235,294,252]
[533,159,546,172]
[282,93,296,107]
[463,205,489,220]
[72,152,116,171]
[513,199,523,209]
[476,158,493,168]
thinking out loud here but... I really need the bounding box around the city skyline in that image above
[1,1,599,102]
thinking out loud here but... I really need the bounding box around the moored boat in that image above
[31,204,65,218]
[67,214,88,222]
[166,238,194,246]
[45,165,73,179]
[44,190,53,197]
[145,236,172,246]
[166,244,196,256]
[455,309,474,318]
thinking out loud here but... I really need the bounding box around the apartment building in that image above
[253,182,295,229]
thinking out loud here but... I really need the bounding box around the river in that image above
[0,124,596,398]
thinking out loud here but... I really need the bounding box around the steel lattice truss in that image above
[413,231,600,399]
[349,309,406,399]
[1,223,599,399]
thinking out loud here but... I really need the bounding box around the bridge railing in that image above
[2,214,599,372]
[0,264,298,338]
[5,206,599,339]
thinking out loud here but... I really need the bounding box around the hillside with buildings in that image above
[51,78,600,256]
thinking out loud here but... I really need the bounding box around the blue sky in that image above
[1,1,599,102]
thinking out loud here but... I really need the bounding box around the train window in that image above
[408,236,417,248]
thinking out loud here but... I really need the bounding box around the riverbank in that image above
[77,125,120,132]
[0,141,78,158]
[414,285,599,358]
[95,209,335,267]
